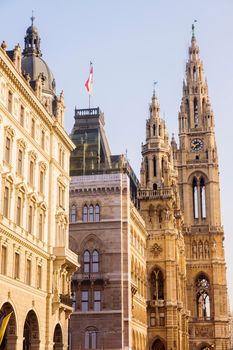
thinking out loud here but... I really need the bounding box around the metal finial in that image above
[153,81,158,96]
[192,20,197,38]
[31,10,35,26]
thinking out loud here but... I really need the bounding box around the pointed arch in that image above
[194,97,198,126]
[151,267,164,300]
[200,177,206,218]
[153,156,157,177]
[53,324,63,350]
[151,338,165,350]
[195,273,211,320]
[192,240,197,259]
[192,177,198,219]
[145,157,149,182]
[83,250,90,273]
[71,204,77,223]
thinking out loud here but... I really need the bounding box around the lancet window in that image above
[192,176,207,220]
[153,157,157,177]
[196,274,210,319]
[194,97,198,126]
[151,268,164,300]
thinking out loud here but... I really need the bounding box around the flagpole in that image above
[89,94,91,109]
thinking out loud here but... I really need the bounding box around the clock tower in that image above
[177,26,229,349]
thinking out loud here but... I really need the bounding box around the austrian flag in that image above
[85,65,93,96]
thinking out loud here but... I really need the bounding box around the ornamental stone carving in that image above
[150,243,163,257]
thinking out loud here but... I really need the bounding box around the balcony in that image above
[52,291,73,315]
[148,299,165,308]
[138,188,173,200]
[53,246,79,272]
[60,294,72,307]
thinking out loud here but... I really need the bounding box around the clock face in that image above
[191,138,204,151]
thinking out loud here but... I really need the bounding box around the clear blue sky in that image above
[1,0,233,306]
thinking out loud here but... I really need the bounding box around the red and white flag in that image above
[85,64,93,96]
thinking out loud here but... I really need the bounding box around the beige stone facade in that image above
[69,29,229,350]
[0,20,78,350]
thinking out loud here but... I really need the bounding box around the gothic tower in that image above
[139,92,189,350]
[177,26,229,350]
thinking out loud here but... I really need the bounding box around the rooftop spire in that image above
[31,10,35,26]
[153,81,158,97]
[192,20,197,39]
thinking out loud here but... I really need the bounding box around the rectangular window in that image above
[150,312,156,326]
[5,137,11,163]
[39,170,44,193]
[1,246,7,275]
[17,149,23,175]
[41,130,45,149]
[29,160,34,185]
[94,290,101,311]
[3,186,9,218]
[38,212,44,240]
[81,290,89,312]
[28,204,33,234]
[8,90,12,113]
[37,265,42,289]
[20,105,24,126]
[14,252,20,279]
[31,118,35,138]
[26,259,31,285]
[16,196,22,226]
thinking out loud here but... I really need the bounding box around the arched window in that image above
[83,205,88,222]
[89,205,94,222]
[186,99,190,128]
[92,250,99,273]
[158,125,161,136]
[151,268,164,300]
[85,328,97,349]
[95,204,100,222]
[153,157,157,177]
[71,205,77,223]
[193,66,197,81]
[153,124,156,136]
[200,177,206,218]
[83,250,90,273]
[193,177,198,219]
[194,97,198,126]
[153,183,157,191]
[145,157,149,182]
[196,274,210,319]
[161,158,164,178]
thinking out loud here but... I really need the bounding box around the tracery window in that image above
[71,205,77,223]
[92,250,99,273]
[192,176,207,220]
[83,205,88,222]
[200,177,206,218]
[193,177,199,219]
[82,204,101,222]
[196,274,210,319]
[194,97,198,126]
[83,250,90,273]
[89,205,94,222]
[151,268,164,300]
[95,204,100,222]
[153,157,157,177]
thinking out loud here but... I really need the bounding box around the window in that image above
[26,259,31,285]
[153,124,156,136]
[8,90,12,113]
[84,250,90,273]
[29,160,34,185]
[39,170,44,193]
[16,196,22,226]
[92,250,99,273]
[71,205,77,223]
[20,105,24,126]
[28,204,33,234]
[5,136,11,163]
[193,177,198,219]
[85,329,97,349]
[200,177,206,218]
[37,265,42,289]
[150,312,156,326]
[145,157,149,182]
[94,290,101,311]
[194,97,198,126]
[196,274,210,319]
[31,118,35,138]
[153,157,157,177]
[89,205,94,222]
[95,204,100,222]
[1,246,7,275]
[161,158,164,178]
[41,129,45,149]
[38,211,44,240]
[3,186,10,218]
[14,252,20,279]
[151,268,164,300]
[17,149,23,175]
[83,205,88,222]
[81,290,89,312]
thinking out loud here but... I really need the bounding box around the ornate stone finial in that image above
[1,41,7,50]
[192,20,197,38]
[31,10,35,26]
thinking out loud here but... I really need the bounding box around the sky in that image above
[1,0,233,306]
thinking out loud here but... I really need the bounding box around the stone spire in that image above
[179,24,214,134]
[23,15,41,57]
